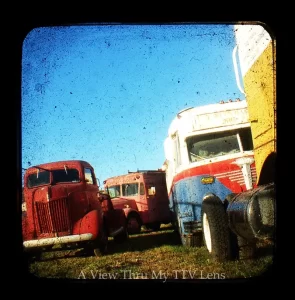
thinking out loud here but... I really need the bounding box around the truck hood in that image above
[111,197,138,210]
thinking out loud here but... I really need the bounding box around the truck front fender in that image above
[122,207,138,218]
[22,214,34,241]
[72,209,103,240]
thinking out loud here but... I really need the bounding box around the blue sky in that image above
[21,23,245,186]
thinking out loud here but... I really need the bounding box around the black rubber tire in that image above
[201,196,232,262]
[223,193,237,210]
[127,213,142,234]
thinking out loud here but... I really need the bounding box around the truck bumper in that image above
[23,233,93,249]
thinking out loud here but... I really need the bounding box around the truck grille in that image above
[35,197,71,234]
[215,166,257,186]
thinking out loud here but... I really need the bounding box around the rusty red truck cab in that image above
[22,160,128,258]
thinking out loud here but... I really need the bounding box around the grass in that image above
[26,224,275,282]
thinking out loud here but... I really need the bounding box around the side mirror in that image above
[96,178,101,188]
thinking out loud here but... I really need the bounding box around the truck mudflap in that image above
[227,183,275,240]
[23,233,93,249]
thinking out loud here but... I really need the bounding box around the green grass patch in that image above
[27,224,274,281]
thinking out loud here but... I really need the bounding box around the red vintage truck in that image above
[103,170,173,234]
[22,160,128,259]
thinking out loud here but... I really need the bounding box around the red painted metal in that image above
[104,170,173,232]
[169,157,257,197]
[22,160,127,254]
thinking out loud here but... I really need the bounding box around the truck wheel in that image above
[127,213,142,234]
[93,226,108,256]
[113,227,129,243]
[201,196,232,262]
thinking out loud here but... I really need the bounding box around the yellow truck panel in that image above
[234,24,276,184]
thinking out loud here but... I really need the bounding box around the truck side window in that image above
[84,168,94,185]
[239,128,254,151]
[140,183,145,195]
[172,132,181,168]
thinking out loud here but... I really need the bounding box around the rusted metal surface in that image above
[22,160,128,254]
[104,170,173,232]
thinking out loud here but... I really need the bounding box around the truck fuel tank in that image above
[227,183,275,241]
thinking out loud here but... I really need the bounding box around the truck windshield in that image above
[122,183,139,196]
[27,171,50,188]
[52,169,80,183]
[108,185,121,198]
[187,127,253,162]
[27,168,80,188]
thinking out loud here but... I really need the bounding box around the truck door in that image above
[84,167,100,211]
[138,181,149,223]
[146,181,158,223]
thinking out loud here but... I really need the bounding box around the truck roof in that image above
[128,169,164,174]
[177,99,246,118]
[167,99,248,136]
[104,170,165,185]
[25,160,93,173]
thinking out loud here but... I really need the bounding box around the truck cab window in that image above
[172,133,181,168]
[27,171,50,188]
[108,185,121,198]
[84,168,94,184]
[140,183,145,195]
[53,169,80,183]
[122,183,139,196]
[239,127,254,151]
[187,128,253,163]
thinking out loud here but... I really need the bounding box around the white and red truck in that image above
[163,23,275,261]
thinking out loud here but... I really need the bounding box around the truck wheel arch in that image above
[126,211,142,234]
[73,209,101,239]
[257,152,276,185]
